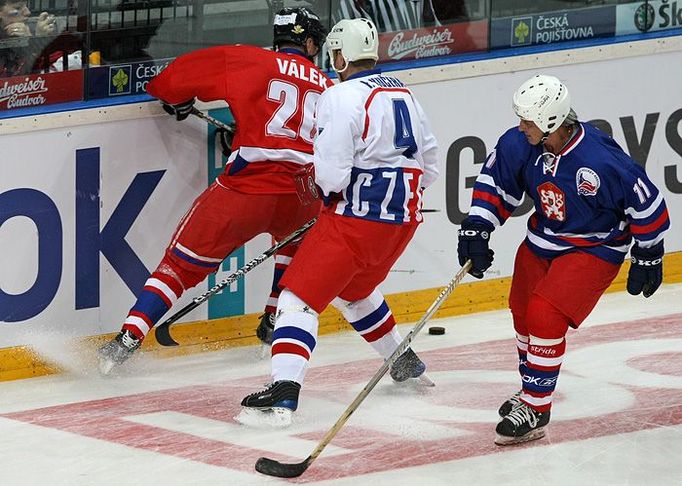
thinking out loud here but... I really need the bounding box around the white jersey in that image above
[313,69,439,225]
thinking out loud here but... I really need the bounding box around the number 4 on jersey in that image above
[393,99,417,158]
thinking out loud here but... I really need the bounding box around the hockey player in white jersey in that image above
[240,18,439,423]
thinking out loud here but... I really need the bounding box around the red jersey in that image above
[146,45,331,194]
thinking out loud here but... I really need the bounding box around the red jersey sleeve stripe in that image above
[472,189,511,220]
[630,208,669,235]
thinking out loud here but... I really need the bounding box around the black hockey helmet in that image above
[273,7,328,50]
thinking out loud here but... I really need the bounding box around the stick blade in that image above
[154,323,179,347]
[255,456,311,478]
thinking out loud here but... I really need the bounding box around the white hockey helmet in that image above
[512,74,571,134]
[326,18,379,73]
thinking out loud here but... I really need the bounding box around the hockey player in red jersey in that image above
[458,74,670,445]
[240,18,440,423]
[98,7,330,374]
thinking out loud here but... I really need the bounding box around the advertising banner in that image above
[1,48,680,346]
[378,20,488,62]
[490,6,617,48]
[87,58,172,100]
[616,1,682,35]
[0,69,83,111]
[0,117,208,346]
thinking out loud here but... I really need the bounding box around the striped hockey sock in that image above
[520,335,566,412]
[334,289,401,359]
[271,289,319,384]
[516,333,529,377]
[122,271,182,340]
[264,245,296,314]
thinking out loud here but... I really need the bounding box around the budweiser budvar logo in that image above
[0,76,48,109]
[386,28,455,60]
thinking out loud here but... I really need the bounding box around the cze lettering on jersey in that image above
[335,167,423,224]
[275,58,329,89]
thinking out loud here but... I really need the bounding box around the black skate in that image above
[498,390,523,417]
[98,330,141,375]
[390,348,433,385]
[495,402,550,445]
[236,380,300,427]
[256,312,275,345]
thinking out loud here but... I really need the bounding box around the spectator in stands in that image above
[333,0,468,32]
[1,0,56,38]
[0,0,85,76]
[423,0,468,26]
[335,0,420,32]
[0,0,58,76]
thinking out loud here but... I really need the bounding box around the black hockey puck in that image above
[428,326,445,335]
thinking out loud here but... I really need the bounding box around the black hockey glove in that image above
[217,125,236,157]
[457,219,494,279]
[627,242,664,298]
[161,98,194,121]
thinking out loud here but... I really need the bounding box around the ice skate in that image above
[256,312,275,345]
[495,402,550,445]
[235,380,300,427]
[97,330,141,375]
[390,348,434,386]
[498,390,523,417]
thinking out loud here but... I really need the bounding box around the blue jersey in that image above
[468,122,670,264]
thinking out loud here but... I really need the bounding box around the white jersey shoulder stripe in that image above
[469,206,501,227]
[476,173,523,207]
[625,192,663,220]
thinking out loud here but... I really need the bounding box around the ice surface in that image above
[0,284,681,485]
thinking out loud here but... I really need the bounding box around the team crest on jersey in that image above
[576,167,600,196]
[537,182,566,221]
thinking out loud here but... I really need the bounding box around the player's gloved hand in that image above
[627,242,664,298]
[217,125,236,157]
[457,218,494,279]
[161,98,194,121]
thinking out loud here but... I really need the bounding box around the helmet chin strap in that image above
[330,51,349,75]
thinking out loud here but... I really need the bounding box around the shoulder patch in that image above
[576,167,600,196]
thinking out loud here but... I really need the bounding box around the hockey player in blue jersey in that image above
[458,74,670,445]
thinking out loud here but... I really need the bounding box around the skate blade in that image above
[418,373,436,387]
[494,427,546,446]
[392,373,436,387]
[234,407,293,428]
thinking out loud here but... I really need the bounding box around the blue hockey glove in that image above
[457,219,494,279]
[627,242,664,298]
[161,98,194,121]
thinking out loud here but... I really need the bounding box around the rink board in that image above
[1,37,681,380]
